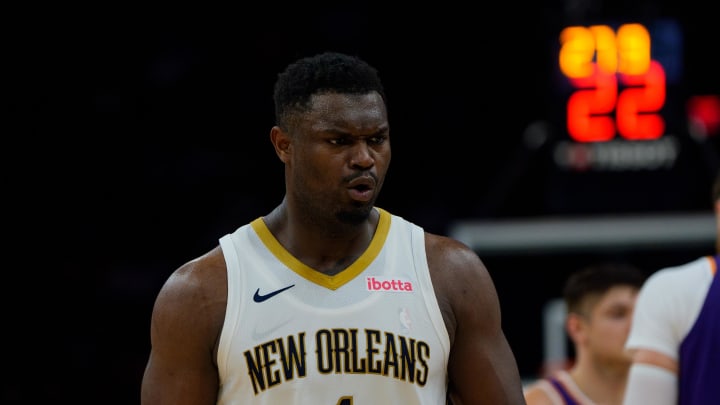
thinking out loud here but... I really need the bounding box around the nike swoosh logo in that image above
[253,284,295,303]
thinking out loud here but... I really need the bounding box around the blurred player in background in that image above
[524,262,646,405]
[623,169,720,405]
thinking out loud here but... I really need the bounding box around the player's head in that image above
[270,52,390,225]
[564,262,646,315]
[273,51,387,132]
[563,262,646,367]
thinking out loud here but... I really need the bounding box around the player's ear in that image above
[565,313,584,343]
[270,126,291,163]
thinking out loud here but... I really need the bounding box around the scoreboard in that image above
[560,23,669,142]
[551,19,685,172]
[540,17,718,214]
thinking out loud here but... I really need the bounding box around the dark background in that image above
[6,1,719,402]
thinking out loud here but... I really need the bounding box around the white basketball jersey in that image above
[216,208,450,404]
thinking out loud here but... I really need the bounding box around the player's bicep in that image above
[141,269,221,404]
[440,242,524,403]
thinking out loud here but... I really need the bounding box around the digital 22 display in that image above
[559,23,666,143]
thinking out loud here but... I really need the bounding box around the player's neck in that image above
[263,201,379,275]
[569,359,628,405]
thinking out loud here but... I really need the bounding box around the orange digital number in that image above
[567,66,618,142]
[559,23,665,142]
[616,60,666,140]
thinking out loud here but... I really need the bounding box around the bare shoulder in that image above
[424,232,500,340]
[150,246,228,351]
[155,246,227,311]
[423,232,526,403]
[424,232,486,274]
[143,246,229,402]
[522,380,554,405]
[424,232,494,295]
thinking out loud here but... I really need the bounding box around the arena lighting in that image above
[687,95,720,138]
[448,212,715,255]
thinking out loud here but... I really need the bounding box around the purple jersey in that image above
[678,255,719,405]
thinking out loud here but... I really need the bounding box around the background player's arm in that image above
[623,349,677,405]
[622,267,682,405]
[141,250,227,405]
[427,234,527,405]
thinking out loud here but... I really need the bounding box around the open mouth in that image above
[348,183,373,202]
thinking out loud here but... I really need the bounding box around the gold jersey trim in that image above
[250,207,391,290]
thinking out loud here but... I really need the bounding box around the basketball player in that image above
[523,262,645,405]
[622,169,720,405]
[140,51,527,404]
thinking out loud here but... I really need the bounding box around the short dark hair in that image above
[563,262,646,315]
[713,169,720,202]
[273,51,386,130]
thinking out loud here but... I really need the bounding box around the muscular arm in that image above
[622,349,677,405]
[621,264,690,405]
[141,247,228,405]
[426,234,527,405]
